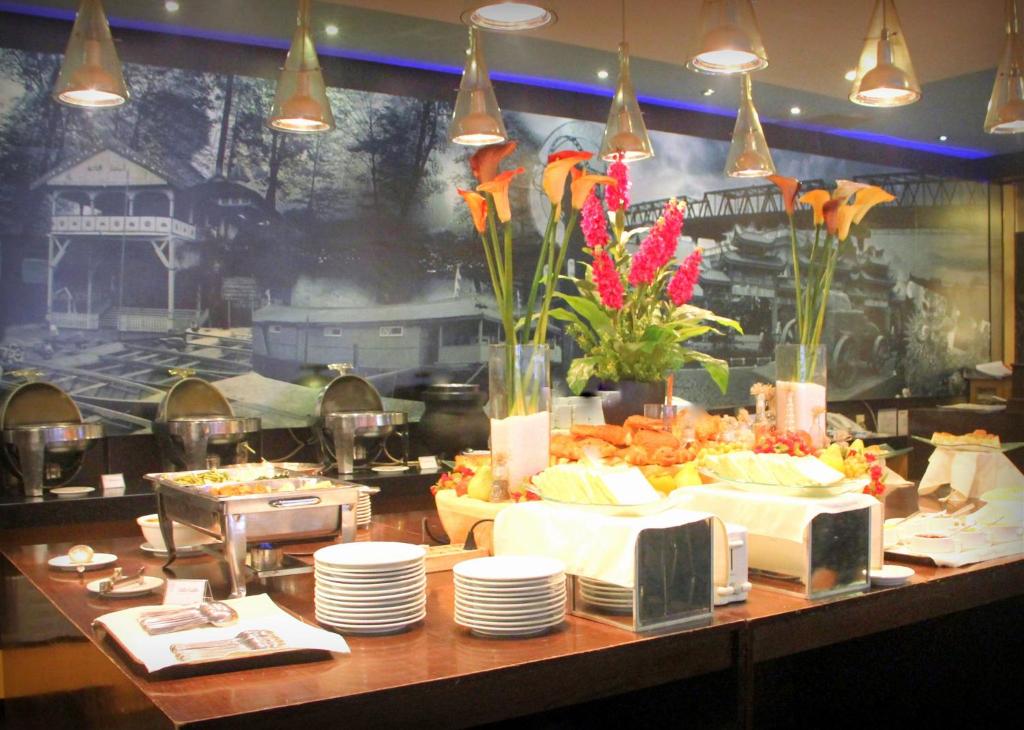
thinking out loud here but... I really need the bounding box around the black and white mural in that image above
[0,47,992,433]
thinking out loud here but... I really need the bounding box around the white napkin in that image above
[919,449,1024,498]
[93,594,349,673]
[493,502,713,588]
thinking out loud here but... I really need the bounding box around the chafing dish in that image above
[147,468,360,598]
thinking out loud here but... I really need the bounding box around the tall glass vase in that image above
[488,343,551,501]
[775,344,828,448]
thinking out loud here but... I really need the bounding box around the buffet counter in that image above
[2,511,1022,729]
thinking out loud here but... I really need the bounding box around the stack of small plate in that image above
[356,488,372,528]
[578,576,633,614]
[453,556,567,638]
[313,542,426,634]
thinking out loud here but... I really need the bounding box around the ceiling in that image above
[3,0,1021,159]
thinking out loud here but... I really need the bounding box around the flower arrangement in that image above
[456,142,615,415]
[553,157,742,395]
[768,175,895,375]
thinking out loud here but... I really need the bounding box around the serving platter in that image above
[699,469,868,498]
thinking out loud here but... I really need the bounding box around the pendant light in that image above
[449,26,508,146]
[849,0,920,107]
[688,0,768,75]
[599,0,653,162]
[268,0,335,133]
[725,73,775,178]
[461,2,557,32]
[53,0,129,108]
[985,0,1024,134]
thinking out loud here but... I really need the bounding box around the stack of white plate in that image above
[356,488,372,528]
[578,576,633,614]
[453,556,567,638]
[313,542,426,634]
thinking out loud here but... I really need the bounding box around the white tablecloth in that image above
[919,449,1024,499]
[493,502,715,588]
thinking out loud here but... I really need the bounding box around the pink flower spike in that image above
[593,249,625,310]
[628,200,686,286]
[580,192,609,250]
[668,246,703,306]
[606,154,631,212]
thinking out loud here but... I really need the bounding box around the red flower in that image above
[628,200,685,286]
[593,249,624,310]
[606,154,630,212]
[580,192,609,250]
[668,246,702,306]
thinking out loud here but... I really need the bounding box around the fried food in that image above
[623,415,667,433]
[551,433,583,461]
[632,428,680,451]
[570,424,630,447]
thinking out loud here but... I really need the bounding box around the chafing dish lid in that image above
[0,381,82,430]
[157,377,234,422]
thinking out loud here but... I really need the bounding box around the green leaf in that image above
[683,350,731,394]
[553,292,613,336]
[566,357,598,395]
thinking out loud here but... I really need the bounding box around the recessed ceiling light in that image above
[938,135,948,141]
[844,69,857,82]
[461,2,557,32]
[164,1,180,12]
[597,69,609,80]
[702,88,715,96]
[789,106,802,116]
[325,23,339,36]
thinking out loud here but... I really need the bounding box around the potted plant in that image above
[552,157,741,424]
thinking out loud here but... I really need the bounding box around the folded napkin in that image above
[93,594,349,673]
[493,502,714,588]
[919,449,1024,498]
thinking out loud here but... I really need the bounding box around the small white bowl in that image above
[909,531,956,554]
[136,514,212,550]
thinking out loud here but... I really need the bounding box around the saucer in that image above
[870,564,915,587]
[51,486,95,498]
[48,553,118,571]
[86,575,165,598]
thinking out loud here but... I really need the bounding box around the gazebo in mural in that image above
[32,142,207,333]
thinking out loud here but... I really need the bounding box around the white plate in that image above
[315,577,426,595]
[140,542,207,556]
[454,575,565,590]
[86,575,165,598]
[870,564,915,587]
[371,465,410,473]
[315,588,426,606]
[455,601,566,620]
[455,612,565,631]
[316,600,426,619]
[455,590,565,606]
[48,553,118,571]
[50,486,96,498]
[454,556,565,583]
[468,624,558,638]
[314,541,425,569]
[315,568,425,586]
[317,618,424,635]
[316,608,426,627]
[316,561,425,576]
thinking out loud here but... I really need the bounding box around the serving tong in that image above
[97,567,146,594]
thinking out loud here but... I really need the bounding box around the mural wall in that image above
[0,47,993,433]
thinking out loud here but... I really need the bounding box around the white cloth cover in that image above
[919,449,1024,498]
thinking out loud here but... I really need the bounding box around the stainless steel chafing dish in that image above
[147,467,360,598]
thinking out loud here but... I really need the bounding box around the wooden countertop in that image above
[2,512,1022,729]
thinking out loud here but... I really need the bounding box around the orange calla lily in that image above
[798,189,831,226]
[477,167,524,223]
[822,198,842,237]
[542,151,593,206]
[851,185,895,224]
[570,174,616,210]
[457,188,488,233]
[831,179,869,203]
[768,175,800,216]
[836,204,858,241]
[470,141,517,184]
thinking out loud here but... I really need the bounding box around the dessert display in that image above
[930,430,1001,449]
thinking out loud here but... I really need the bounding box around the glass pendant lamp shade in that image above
[269,0,335,133]
[986,0,1024,134]
[849,0,921,107]
[688,0,768,75]
[599,43,654,162]
[461,2,557,32]
[449,27,508,146]
[725,74,775,178]
[53,0,128,108]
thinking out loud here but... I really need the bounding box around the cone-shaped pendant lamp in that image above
[688,0,768,75]
[725,74,775,178]
[53,0,129,108]
[986,0,1024,134]
[449,27,507,146]
[600,43,654,161]
[268,0,335,133]
[849,0,920,107]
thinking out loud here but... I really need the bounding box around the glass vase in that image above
[488,344,551,501]
[775,344,828,449]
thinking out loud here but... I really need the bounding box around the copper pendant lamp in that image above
[53,0,129,108]
[725,74,775,178]
[599,0,653,162]
[268,0,335,133]
[849,0,921,107]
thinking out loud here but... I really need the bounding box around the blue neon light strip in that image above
[0,1,990,159]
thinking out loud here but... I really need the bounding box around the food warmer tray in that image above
[146,469,360,598]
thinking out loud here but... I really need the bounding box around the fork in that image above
[170,629,285,662]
